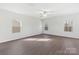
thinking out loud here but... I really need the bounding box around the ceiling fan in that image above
[39,8,56,18]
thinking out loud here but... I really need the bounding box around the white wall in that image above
[43,14,79,38]
[0,9,41,43]
[1,8,79,43]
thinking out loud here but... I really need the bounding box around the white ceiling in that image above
[0,3,79,17]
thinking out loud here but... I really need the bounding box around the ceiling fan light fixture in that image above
[40,9,48,18]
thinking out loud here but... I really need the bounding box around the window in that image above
[12,19,21,33]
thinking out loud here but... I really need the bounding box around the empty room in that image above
[0,3,79,55]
